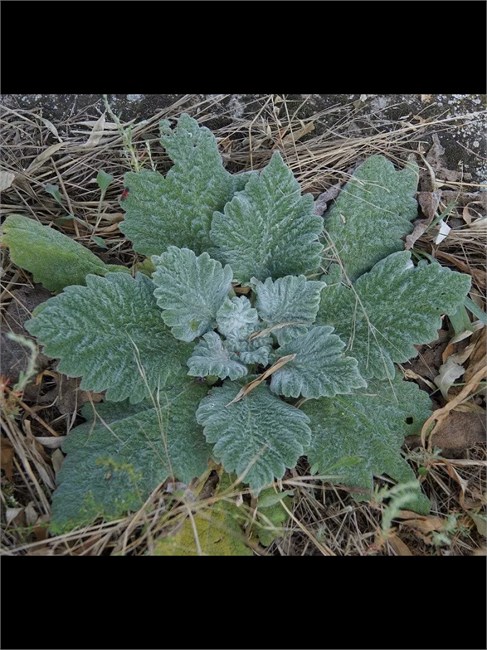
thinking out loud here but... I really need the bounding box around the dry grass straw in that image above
[1,94,485,555]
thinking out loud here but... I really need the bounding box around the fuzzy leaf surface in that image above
[210,152,323,283]
[50,380,210,533]
[187,332,248,380]
[197,381,311,494]
[302,376,431,512]
[270,326,366,399]
[1,214,126,292]
[323,155,419,281]
[216,296,259,341]
[152,247,233,342]
[120,113,252,255]
[317,251,471,379]
[237,341,272,366]
[253,275,325,345]
[26,273,190,403]
[224,334,272,366]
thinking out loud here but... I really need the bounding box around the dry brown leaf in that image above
[24,501,39,527]
[462,202,485,223]
[0,170,16,192]
[314,182,342,216]
[462,203,473,225]
[405,219,431,249]
[473,547,487,556]
[453,402,485,414]
[421,365,487,448]
[40,117,62,141]
[100,212,124,223]
[435,343,474,398]
[434,357,465,399]
[0,437,15,480]
[435,251,486,290]
[438,168,463,183]
[405,190,443,249]
[464,328,487,383]
[51,448,65,475]
[388,533,413,556]
[33,515,50,542]
[83,113,106,148]
[406,333,449,381]
[442,190,487,210]
[426,134,445,169]
[418,190,442,220]
[431,411,485,449]
[26,142,65,172]
[469,513,487,538]
[397,510,447,534]
[6,508,24,526]
[35,436,66,449]
[441,335,476,364]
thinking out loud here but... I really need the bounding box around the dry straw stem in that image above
[1,94,486,556]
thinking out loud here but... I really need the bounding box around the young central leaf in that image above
[270,326,366,399]
[216,296,259,341]
[152,247,233,342]
[196,381,311,494]
[301,375,432,513]
[26,273,190,403]
[187,331,248,380]
[252,275,325,345]
[1,214,127,293]
[210,152,324,283]
[323,155,419,281]
[317,251,471,380]
[119,113,253,256]
[50,380,210,533]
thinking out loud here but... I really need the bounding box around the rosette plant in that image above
[2,114,471,533]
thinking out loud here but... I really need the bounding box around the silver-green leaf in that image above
[301,376,431,513]
[270,326,366,399]
[196,381,311,494]
[216,296,259,342]
[187,332,248,381]
[26,273,190,403]
[317,251,471,380]
[252,275,325,345]
[50,380,210,533]
[152,247,233,342]
[119,114,252,256]
[238,341,272,366]
[323,155,419,281]
[210,152,323,283]
[1,214,127,293]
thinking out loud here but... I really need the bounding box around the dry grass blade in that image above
[225,354,296,406]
